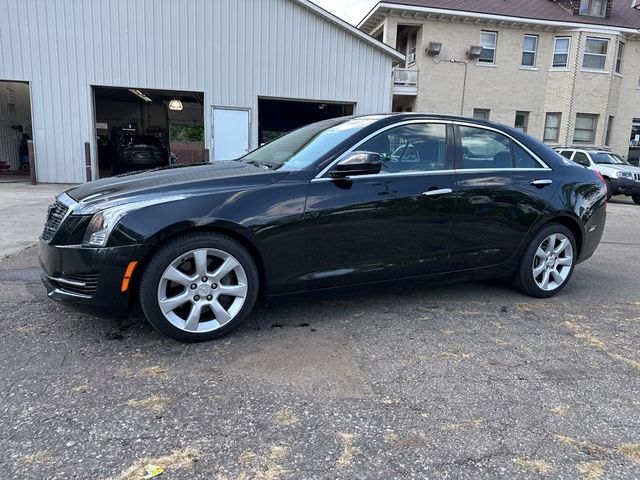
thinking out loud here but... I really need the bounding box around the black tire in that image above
[139,232,259,342]
[604,179,613,200]
[632,195,640,205]
[511,223,577,298]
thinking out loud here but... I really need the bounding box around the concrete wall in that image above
[0,0,398,183]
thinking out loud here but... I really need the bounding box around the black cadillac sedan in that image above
[39,114,606,342]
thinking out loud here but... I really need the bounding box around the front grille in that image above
[633,173,640,182]
[51,272,100,297]
[41,200,69,242]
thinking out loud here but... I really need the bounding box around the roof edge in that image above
[359,2,640,35]
[294,0,405,61]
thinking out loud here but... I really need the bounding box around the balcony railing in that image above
[393,68,419,96]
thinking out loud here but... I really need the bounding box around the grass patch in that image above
[617,443,640,464]
[126,395,173,413]
[108,447,202,480]
[564,322,640,372]
[442,419,483,431]
[552,435,606,455]
[514,457,555,474]
[577,461,605,480]
[21,451,53,465]
[336,433,362,469]
[238,451,258,464]
[275,408,297,426]
[549,405,569,416]
[269,446,288,461]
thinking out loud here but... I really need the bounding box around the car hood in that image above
[66,161,289,208]
[597,164,640,173]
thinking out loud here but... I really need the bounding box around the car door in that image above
[302,121,457,289]
[449,123,559,270]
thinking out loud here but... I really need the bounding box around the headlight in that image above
[617,171,633,179]
[81,195,187,247]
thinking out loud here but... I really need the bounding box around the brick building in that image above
[359,0,640,158]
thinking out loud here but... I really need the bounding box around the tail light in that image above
[593,170,607,204]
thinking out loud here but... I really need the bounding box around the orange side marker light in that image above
[121,261,139,292]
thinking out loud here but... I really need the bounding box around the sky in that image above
[312,0,379,25]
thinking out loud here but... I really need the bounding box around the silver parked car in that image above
[555,148,640,204]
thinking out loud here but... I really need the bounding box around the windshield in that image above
[592,153,629,165]
[240,116,385,171]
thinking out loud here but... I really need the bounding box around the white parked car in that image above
[555,148,640,204]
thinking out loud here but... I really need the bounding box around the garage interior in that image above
[0,81,33,179]
[258,98,354,144]
[93,86,205,178]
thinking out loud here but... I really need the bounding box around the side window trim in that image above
[313,120,454,181]
[453,121,551,170]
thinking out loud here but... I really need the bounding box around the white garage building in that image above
[0,0,402,183]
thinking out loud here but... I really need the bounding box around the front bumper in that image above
[38,240,150,317]
[610,177,640,196]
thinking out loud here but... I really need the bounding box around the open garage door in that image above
[0,81,33,181]
[258,98,354,145]
[93,86,205,178]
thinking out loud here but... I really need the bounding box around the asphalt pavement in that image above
[1,198,639,479]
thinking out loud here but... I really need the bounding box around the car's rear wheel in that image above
[511,224,576,298]
[632,195,640,205]
[139,232,258,342]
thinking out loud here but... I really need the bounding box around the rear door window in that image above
[572,152,591,167]
[513,143,543,169]
[458,126,513,169]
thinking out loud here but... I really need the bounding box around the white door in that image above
[212,107,250,160]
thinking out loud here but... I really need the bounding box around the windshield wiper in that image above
[245,160,276,170]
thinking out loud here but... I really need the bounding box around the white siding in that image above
[0,0,395,183]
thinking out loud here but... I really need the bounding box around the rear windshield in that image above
[119,135,164,149]
[591,153,628,165]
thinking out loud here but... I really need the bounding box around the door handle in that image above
[422,188,453,197]
[530,179,553,187]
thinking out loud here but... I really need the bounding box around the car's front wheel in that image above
[604,179,613,200]
[511,224,577,298]
[139,232,258,342]
[632,195,640,205]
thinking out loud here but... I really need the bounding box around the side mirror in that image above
[330,151,382,178]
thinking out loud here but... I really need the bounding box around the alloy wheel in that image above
[531,233,573,292]
[157,248,248,333]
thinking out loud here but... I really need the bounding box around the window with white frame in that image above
[615,42,625,74]
[407,31,417,66]
[521,35,538,67]
[543,113,562,142]
[574,114,598,144]
[515,111,530,133]
[583,37,608,70]
[552,37,571,68]
[479,31,497,64]
[579,0,606,17]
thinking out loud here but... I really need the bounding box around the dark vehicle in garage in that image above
[39,114,607,342]
[113,134,170,174]
[97,136,118,171]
